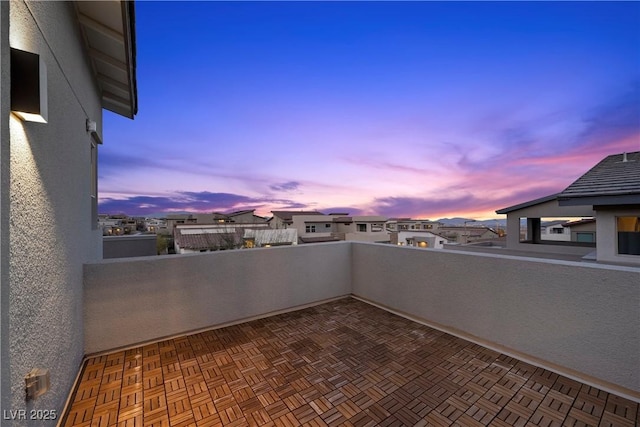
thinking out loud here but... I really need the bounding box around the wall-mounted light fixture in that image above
[11,48,48,123]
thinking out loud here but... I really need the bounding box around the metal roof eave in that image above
[76,1,138,119]
[558,194,640,207]
[495,193,560,215]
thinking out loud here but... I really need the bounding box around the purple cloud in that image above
[577,81,640,147]
[371,183,562,218]
[269,181,301,191]
[99,191,308,216]
[320,207,366,216]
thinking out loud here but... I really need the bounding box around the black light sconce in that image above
[11,48,48,123]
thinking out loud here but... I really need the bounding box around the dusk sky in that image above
[100,1,640,220]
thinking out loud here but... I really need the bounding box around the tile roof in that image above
[175,230,243,250]
[332,217,353,223]
[299,235,342,243]
[271,211,325,222]
[227,209,256,217]
[541,220,568,227]
[562,218,596,227]
[497,151,640,213]
[558,151,640,203]
[244,228,298,246]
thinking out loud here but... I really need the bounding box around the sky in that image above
[100,1,640,220]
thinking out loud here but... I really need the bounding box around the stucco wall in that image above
[351,243,640,396]
[84,241,639,396]
[84,243,352,354]
[6,2,102,424]
[344,231,390,243]
[1,0,11,416]
[103,235,157,259]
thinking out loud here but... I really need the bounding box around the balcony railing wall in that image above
[84,242,352,354]
[84,241,640,397]
[351,243,640,397]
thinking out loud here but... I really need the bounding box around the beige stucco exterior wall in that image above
[344,231,391,243]
[595,207,640,266]
[4,2,103,424]
[1,0,11,416]
[83,243,352,354]
[351,243,640,397]
[291,214,334,239]
[85,242,639,397]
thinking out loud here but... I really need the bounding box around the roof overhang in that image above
[495,193,559,214]
[75,1,137,119]
[558,194,640,207]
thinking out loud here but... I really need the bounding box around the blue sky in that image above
[100,1,640,219]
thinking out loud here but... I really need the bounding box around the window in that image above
[576,232,594,243]
[550,228,564,234]
[325,224,331,228]
[617,217,640,255]
[306,225,316,233]
[357,224,367,232]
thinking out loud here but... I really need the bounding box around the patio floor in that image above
[63,298,638,427]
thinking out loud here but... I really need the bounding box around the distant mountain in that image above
[436,217,474,225]
[437,217,506,227]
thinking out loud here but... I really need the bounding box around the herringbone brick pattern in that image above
[63,298,638,427]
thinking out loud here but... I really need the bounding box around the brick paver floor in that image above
[63,298,639,427]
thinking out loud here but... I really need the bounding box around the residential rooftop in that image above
[558,151,640,202]
[63,298,639,427]
[272,211,326,222]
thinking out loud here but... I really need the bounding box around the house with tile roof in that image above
[173,222,273,253]
[291,213,392,244]
[540,220,572,241]
[269,210,325,229]
[393,230,451,248]
[497,151,640,265]
[562,218,597,243]
[386,218,442,232]
[436,225,499,244]
[330,215,391,243]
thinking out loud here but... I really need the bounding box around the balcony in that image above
[65,242,639,426]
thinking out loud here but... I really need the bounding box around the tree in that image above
[156,235,169,255]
